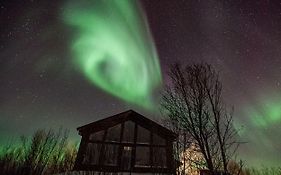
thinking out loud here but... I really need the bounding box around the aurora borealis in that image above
[63,0,161,108]
[1,0,281,168]
[249,97,281,128]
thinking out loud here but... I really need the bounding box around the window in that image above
[83,143,102,165]
[135,146,150,167]
[89,130,104,141]
[121,146,132,170]
[137,125,150,144]
[106,124,121,142]
[122,121,135,143]
[152,133,166,145]
[152,147,167,168]
[103,144,119,166]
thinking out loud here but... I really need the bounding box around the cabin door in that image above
[121,146,133,171]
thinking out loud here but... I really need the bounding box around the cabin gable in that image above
[74,110,177,174]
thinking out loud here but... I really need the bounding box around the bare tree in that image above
[0,128,77,175]
[161,63,240,174]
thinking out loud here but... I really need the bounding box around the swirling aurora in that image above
[63,0,162,109]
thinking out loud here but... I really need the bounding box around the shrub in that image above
[0,128,77,175]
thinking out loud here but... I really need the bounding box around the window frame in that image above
[82,121,169,171]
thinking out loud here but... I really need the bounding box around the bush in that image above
[0,128,77,175]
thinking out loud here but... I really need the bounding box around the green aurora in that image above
[246,94,281,128]
[63,0,162,109]
[235,93,281,138]
[233,93,281,166]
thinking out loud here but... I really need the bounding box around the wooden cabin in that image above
[73,110,177,174]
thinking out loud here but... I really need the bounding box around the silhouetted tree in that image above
[0,128,77,175]
[161,63,240,174]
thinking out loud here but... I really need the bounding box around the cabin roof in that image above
[77,109,177,139]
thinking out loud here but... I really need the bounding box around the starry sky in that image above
[1,0,281,167]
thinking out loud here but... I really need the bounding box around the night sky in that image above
[1,0,281,167]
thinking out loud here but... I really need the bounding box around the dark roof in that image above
[77,109,177,140]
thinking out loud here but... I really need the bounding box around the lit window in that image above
[121,146,132,170]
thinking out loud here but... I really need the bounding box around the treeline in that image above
[0,128,280,175]
[0,128,77,175]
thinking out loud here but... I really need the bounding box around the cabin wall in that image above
[74,120,175,174]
